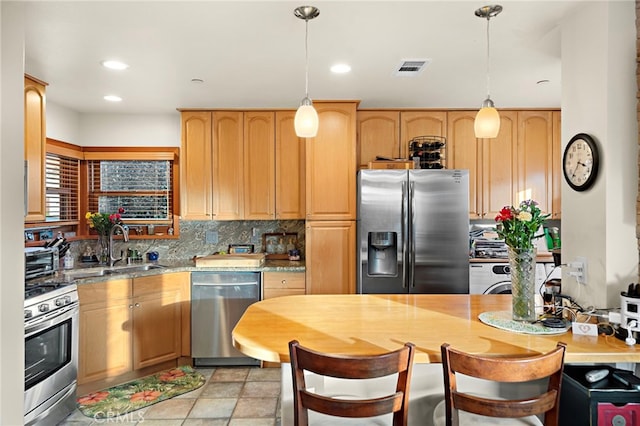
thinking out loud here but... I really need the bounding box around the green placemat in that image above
[77,365,205,419]
[479,311,570,335]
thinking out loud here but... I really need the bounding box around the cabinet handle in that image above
[281,279,287,287]
[134,303,140,308]
[129,304,134,309]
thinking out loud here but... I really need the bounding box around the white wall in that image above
[47,101,81,143]
[78,113,180,147]
[561,1,638,308]
[0,2,27,423]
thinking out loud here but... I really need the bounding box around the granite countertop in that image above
[56,258,306,285]
[470,254,555,263]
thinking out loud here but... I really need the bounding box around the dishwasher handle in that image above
[192,281,258,287]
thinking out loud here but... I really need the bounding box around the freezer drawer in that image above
[191,272,260,366]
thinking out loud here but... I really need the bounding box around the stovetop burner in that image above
[24,279,78,323]
[25,281,70,300]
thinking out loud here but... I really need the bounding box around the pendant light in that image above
[294,5,320,138]
[474,5,502,139]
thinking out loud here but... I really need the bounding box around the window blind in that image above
[45,153,79,222]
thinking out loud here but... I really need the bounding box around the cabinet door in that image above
[180,111,213,220]
[306,102,357,220]
[275,111,306,219]
[399,111,447,160]
[517,111,553,214]
[213,111,244,219]
[551,111,562,219]
[24,76,47,222]
[305,220,356,294]
[132,274,185,369]
[244,111,275,219]
[357,111,400,168]
[482,111,517,219]
[263,271,306,299]
[77,279,132,384]
[448,111,481,218]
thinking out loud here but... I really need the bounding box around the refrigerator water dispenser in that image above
[368,232,397,276]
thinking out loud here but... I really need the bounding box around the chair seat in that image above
[432,400,543,426]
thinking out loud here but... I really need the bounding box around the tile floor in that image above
[60,366,283,426]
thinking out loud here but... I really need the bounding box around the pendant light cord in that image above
[485,16,491,100]
[304,18,310,99]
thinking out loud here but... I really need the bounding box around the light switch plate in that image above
[572,322,598,336]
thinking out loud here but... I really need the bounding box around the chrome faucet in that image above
[109,224,129,267]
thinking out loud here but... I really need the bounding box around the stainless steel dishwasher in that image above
[191,272,260,366]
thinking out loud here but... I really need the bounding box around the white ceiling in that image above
[23,0,585,115]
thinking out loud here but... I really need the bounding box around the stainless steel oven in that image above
[24,281,78,426]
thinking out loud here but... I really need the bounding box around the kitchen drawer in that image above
[77,278,131,305]
[263,272,305,300]
[263,271,305,289]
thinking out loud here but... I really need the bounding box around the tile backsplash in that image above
[68,220,305,262]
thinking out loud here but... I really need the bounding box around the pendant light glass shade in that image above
[295,98,319,138]
[294,6,320,138]
[474,5,502,139]
[474,99,500,138]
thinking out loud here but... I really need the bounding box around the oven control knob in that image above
[55,297,68,306]
[24,310,33,319]
[38,303,50,313]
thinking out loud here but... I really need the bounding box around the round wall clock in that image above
[563,133,599,192]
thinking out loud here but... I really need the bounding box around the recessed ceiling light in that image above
[101,60,129,70]
[103,95,122,102]
[330,63,351,74]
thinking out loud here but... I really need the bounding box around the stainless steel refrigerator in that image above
[357,169,469,294]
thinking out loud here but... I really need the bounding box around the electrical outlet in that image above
[569,256,587,284]
[205,231,218,244]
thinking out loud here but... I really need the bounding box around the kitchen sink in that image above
[62,263,164,279]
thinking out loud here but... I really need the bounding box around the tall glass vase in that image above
[96,233,109,265]
[508,246,537,322]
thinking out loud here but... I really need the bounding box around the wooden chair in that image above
[288,340,416,426]
[438,342,567,426]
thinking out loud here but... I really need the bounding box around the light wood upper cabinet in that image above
[516,111,554,215]
[357,111,400,169]
[180,110,304,220]
[448,111,481,217]
[180,111,213,220]
[275,111,306,219]
[306,101,357,220]
[399,111,447,160]
[24,75,47,222]
[305,220,356,294]
[551,111,562,219]
[244,112,275,219]
[213,111,244,220]
[482,111,518,219]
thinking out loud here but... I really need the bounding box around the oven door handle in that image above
[25,304,78,338]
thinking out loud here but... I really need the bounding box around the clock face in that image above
[563,133,599,191]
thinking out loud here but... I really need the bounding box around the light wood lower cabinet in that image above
[263,271,305,299]
[305,220,356,294]
[77,272,190,386]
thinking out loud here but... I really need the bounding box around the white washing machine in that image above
[469,262,560,295]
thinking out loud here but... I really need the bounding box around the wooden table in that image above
[232,294,640,364]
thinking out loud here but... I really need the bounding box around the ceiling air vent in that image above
[393,59,431,77]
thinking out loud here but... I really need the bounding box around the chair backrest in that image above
[440,342,567,426]
[288,340,416,426]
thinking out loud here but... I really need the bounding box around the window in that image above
[86,159,174,222]
[45,142,80,224]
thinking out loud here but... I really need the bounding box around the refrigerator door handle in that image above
[408,180,415,287]
[401,180,408,288]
